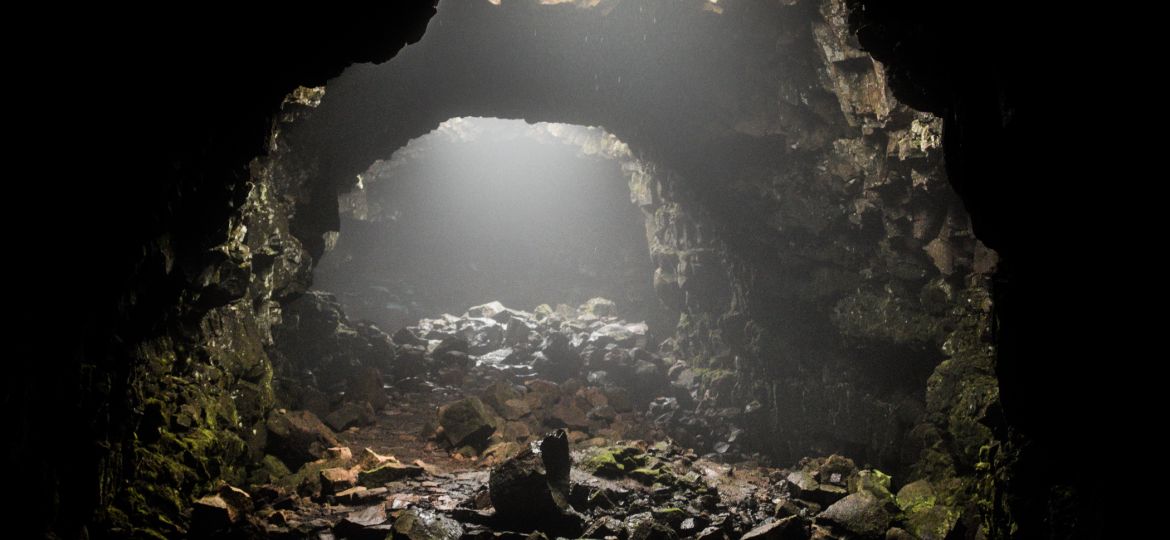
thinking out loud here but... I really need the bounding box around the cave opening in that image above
[21,1,1106,539]
[312,116,671,339]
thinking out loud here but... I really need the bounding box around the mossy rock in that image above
[896,479,937,513]
[905,504,961,540]
[629,467,676,487]
[582,450,625,477]
[849,469,893,500]
[651,507,687,528]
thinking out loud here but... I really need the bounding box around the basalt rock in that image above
[265,409,340,469]
[392,508,463,540]
[488,430,583,536]
[438,397,497,450]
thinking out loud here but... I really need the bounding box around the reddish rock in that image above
[320,467,357,494]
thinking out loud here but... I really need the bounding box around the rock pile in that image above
[226,297,967,539]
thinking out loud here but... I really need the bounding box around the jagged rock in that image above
[848,470,893,500]
[904,506,959,540]
[191,495,235,533]
[325,401,376,432]
[320,467,357,494]
[392,326,425,346]
[741,516,809,540]
[584,516,626,538]
[357,447,396,469]
[265,409,340,468]
[334,504,391,540]
[895,480,934,511]
[433,335,470,358]
[549,398,590,430]
[501,421,531,441]
[884,527,916,540]
[896,480,958,540]
[192,486,252,533]
[392,508,463,540]
[438,397,497,449]
[523,379,562,409]
[590,323,635,346]
[489,430,583,535]
[581,297,618,318]
[467,301,508,319]
[346,367,388,410]
[504,317,531,345]
[816,491,894,539]
[629,518,679,540]
[482,381,523,411]
[358,462,424,486]
[696,526,729,540]
[808,484,849,506]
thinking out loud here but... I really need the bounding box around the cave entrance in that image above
[313,116,671,339]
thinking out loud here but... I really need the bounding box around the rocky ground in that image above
[192,296,965,539]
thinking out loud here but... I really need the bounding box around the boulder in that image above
[467,301,508,319]
[489,430,583,536]
[392,508,463,540]
[393,327,426,346]
[346,367,388,410]
[848,470,893,500]
[265,409,340,468]
[581,297,618,318]
[334,504,391,540]
[482,381,523,411]
[523,379,562,409]
[741,516,809,540]
[896,481,958,540]
[885,527,916,540]
[325,401,376,432]
[320,467,357,494]
[584,516,626,539]
[357,462,424,487]
[438,397,497,449]
[191,486,252,534]
[549,398,590,430]
[629,519,679,540]
[433,336,470,359]
[589,323,635,346]
[191,495,234,533]
[816,491,894,539]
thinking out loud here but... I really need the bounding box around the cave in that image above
[12,1,1118,539]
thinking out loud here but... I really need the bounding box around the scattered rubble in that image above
[227,299,960,538]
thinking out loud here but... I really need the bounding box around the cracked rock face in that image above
[28,1,1036,537]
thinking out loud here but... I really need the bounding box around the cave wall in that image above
[8,0,1105,538]
[8,5,439,538]
[275,0,1003,530]
[848,2,1110,537]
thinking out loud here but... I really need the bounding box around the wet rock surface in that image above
[208,299,968,539]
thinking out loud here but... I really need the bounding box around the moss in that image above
[652,507,687,522]
[849,469,893,499]
[629,465,678,488]
[628,467,661,485]
[581,450,624,477]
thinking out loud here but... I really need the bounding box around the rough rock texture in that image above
[489,430,582,535]
[848,2,1114,537]
[10,5,439,538]
[265,409,341,469]
[392,508,464,540]
[438,397,497,450]
[277,1,1004,532]
[15,0,1108,537]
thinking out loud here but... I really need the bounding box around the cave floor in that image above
[248,377,800,540]
[228,301,909,539]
